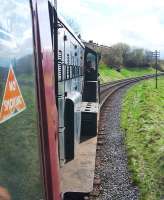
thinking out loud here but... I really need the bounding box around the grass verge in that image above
[99,64,155,83]
[121,77,164,200]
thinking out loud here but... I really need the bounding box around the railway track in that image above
[64,73,164,200]
[89,73,164,200]
[100,73,164,107]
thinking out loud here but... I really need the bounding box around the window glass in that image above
[86,53,96,70]
[0,1,44,200]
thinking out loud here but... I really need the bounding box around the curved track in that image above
[63,73,164,200]
[90,73,164,200]
[100,73,163,107]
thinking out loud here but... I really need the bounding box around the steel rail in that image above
[90,72,164,199]
[100,73,164,109]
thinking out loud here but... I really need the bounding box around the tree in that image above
[144,50,153,67]
[101,42,153,69]
[107,46,123,70]
[125,48,145,67]
[112,43,130,65]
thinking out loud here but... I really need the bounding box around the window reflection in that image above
[0,1,44,200]
[0,30,13,41]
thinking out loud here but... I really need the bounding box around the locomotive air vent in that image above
[58,50,63,81]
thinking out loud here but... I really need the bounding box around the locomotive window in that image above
[86,53,96,70]
[0,1,44,200]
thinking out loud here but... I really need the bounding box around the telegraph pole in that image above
[152,50,160,89]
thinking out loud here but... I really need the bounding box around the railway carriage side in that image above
[0,0,60,199]
[0,0,100,199]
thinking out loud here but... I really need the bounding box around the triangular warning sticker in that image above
[0,65,26,124]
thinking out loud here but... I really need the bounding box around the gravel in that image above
[94,86,139,200]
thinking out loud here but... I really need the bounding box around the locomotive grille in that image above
[66,54,70,79]
[58,50,83,80]
[58,50,63,81]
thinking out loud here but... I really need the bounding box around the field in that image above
[99,64,156,83]
[121,77,164,200]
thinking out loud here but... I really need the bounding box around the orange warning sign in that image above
[0,65,26,124]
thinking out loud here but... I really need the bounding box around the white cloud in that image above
[58,0,164,56]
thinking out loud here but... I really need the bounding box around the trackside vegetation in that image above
[121,77,164,200]
[99,64,155,83]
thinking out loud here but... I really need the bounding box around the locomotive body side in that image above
[57,19,100,196]
[57,17,85,165]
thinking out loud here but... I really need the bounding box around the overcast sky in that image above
[58,0,164,57]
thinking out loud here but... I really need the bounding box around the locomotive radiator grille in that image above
[58,50,63,81]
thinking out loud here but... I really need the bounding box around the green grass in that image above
[121,77,164,200]
[99,64,155,83]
